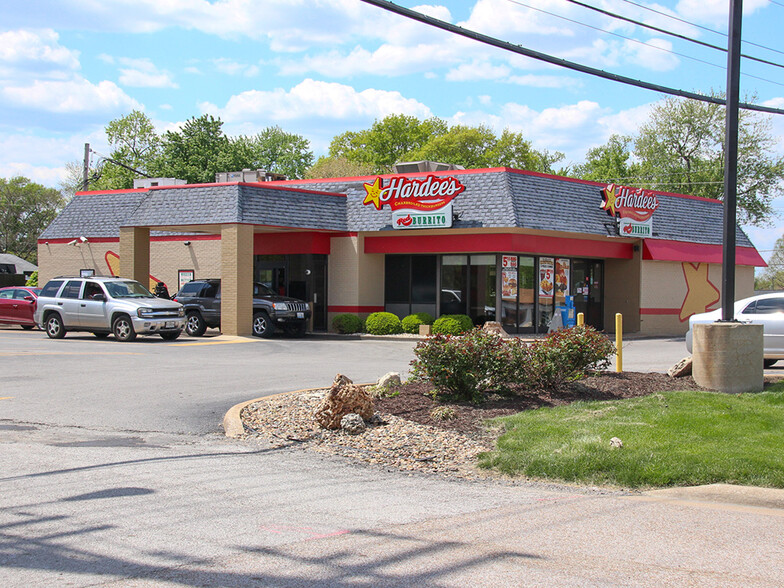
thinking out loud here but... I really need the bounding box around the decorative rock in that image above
[377,372,401,389]
[314,374,374,430]
[609,437,624,449]
[668,356,693,378]
[340,413,367,435]
[482,321,508,337]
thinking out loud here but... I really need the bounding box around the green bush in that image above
[332,313,364,334]
[410,329,513,402]
[401,312,434,334]
[432,314,473,335]
[364,312,403,335]
[25,271,38,287]
[527,325,616,388]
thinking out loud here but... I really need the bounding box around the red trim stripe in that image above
[328,306,385,313]
[640,308,681,315]
[364,232,633,259]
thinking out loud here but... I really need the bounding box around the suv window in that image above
[203,282,219,297]
[82,282,104,300]
[178,282,204,297]
[254,283,276,297]
[60,280,83,299]
[105,280,154,298]
[40,280,64,297]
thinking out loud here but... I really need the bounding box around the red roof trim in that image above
[642,239,766,266]
[74,188,147,196]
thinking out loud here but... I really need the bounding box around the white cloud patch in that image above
[2,78,140,114]
[114,57,177,88]
[445,61,510,81]
[200,78,432,123]
[676,0,770,26]
[621,38,679,72]
[212,58,259,77]
[0,29,80,80]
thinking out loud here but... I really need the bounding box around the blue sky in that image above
[1,0,783,260]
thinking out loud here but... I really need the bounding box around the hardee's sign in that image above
[362,175,465,211]
[600,183,659,222]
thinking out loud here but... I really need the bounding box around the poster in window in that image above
[555,258,570,302]
[178,270,195,291]
[539,257,554,297]
[501,256,518,299]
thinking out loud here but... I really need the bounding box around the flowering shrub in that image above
[432,314,473,335]
[401,312,434,334]
[332,313,364,334]
[365,311,403,335]
[410,329,514,402]
[411,325,615,401]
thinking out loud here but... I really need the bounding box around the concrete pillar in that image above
[220,223,254,336]
[119,227,150,285]
[692,322,764,393]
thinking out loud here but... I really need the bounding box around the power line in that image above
[358,0,784,115]
[561,0,784,71]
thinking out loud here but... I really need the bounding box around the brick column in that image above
[119,227,150,285]
[221,223,254,336]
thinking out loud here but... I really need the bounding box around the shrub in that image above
[401,312,434,334]
[25,271,38,287]
[410,329,514,402]
[332,313,364,334]
[432,314,473,335]
[364,311,403,335]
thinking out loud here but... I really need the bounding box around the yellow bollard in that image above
[615,313,623,373]
[577,312,584,326]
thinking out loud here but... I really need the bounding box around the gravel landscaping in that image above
[240,371,710,480]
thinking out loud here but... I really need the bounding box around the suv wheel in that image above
[252,312,274,338]
[112,315,137,342]
[185,312,206,337]
[45,313,66,339]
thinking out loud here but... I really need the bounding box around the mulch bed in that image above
[375,372,709,442]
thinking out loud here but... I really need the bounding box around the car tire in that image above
[44,313,66,339]
[252,312,274,338]
[21,324,35,330]
[94,332,110,339]
[160,331,181,341]
[185,312,207,337]
[112,315,137,342]
[764,359,778,368]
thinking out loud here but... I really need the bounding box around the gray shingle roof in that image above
[40,169,754,249]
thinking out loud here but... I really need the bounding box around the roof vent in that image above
[133,178,186,189]
[392,160,465,174]
[215,169,287,183]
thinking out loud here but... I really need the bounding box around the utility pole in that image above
[82,143,90,192]
[721,0,743,321]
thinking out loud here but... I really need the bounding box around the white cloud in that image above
[676,0,770,26]
[445,61,510,81]
[622,38,679,72]
[114,57,177,88]
[2,78,140,114]
[212,58,259,77]
[201,78,432,123]
[0,29,80,70]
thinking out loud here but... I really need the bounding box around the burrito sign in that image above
[600,183,659,238]
[362,175,464,230]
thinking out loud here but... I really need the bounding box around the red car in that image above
[0,286,41,329]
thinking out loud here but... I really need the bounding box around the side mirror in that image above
[24,296,34,302]
[90,293,105,301]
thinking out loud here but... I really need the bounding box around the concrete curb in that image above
[222,382,376,438]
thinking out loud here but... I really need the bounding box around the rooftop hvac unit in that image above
[133,178,186,189]
[215,169,287,183]
[392,160,465,174]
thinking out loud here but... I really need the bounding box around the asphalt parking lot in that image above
[3,326,783,587]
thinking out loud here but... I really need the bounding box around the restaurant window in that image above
[385,254,437,318]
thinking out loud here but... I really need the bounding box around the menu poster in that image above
[539,257,554,297]
[555,258,570,300]
[502,255,518,299]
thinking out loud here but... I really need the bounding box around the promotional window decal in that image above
[539,258,554,297]
[555,259,570,298]
[362,175,465,230]
[502,255,518,299]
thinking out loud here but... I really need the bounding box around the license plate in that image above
[296,312,304,319]
[164,321,176,328]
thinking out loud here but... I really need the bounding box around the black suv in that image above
[174,279,311,338]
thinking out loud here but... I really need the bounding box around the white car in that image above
[685,292,784,367]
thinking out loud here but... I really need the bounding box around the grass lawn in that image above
[479,381,784,489]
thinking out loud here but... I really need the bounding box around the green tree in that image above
[153,114,230,184]
[305,156,376,179]
[329,115,448,173]
[0,176,65,264]
[93,110,161,190]
[634,96,784,225]
[755,235,784,290]
[572,135,637,182]
[228,126,314,180]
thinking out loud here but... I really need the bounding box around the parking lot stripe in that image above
[172,338,258,346]
[0,397,13,400]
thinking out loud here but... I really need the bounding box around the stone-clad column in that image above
[221,223,254,336]
[119,227,150,285]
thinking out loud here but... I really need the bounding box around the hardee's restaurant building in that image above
[38,162,765,336]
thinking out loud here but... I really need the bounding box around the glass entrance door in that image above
[572,260,603,330]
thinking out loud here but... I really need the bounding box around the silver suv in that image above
[34,276,185,341]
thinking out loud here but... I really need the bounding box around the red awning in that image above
[642,239,766,267]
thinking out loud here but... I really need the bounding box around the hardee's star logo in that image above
[601,184,618,216]
[363,177,383,210]
[679,262,720,322]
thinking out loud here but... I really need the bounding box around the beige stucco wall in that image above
[326,234,384,328]
[604,247,642,333]
[639,260,755,336]
[37,237,222,292]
